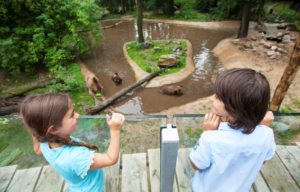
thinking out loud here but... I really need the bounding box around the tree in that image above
[0,0,102,75]
[238,3,251,38]
[136,0,144,43]
[270,34,300,111]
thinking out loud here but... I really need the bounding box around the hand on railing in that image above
[260,111,274,127]
[203,112,221,131]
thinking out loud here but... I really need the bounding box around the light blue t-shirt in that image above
[40,137,104,192]
[190,122,276,192]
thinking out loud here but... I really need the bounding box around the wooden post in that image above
[87,69,164,114]
[270,34,300,111]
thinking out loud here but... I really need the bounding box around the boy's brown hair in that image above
[214,68,270,134]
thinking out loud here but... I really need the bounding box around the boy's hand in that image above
[106,112,125,131]
[203,112,220,131]
[261,111,274,126]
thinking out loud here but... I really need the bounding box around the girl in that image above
[20,93,125,192]
[190,68,276,192]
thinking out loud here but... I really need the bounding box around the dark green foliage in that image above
[97,0,135,13]
[0,0,102,75]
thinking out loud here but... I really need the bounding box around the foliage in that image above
[97,0,135,13]
[48,64,94,114]
[264,2,300,22]
[126,39,187,75]
[0,0,102,76]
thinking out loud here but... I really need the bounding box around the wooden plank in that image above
[35,165,64,192]
[104,156,120,192]
[147,149,178,192]
[253,172,270,192]
[176,148,194,192]
[6,166,42,192]
[121,153,148,192]
[276,145,300,187]
[0,165,17,192]
[260,153,299,192]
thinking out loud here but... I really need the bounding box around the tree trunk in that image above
[238,3,250,38]
[270,34,300,111]
[87,69,164,115]
[136,0,144,43]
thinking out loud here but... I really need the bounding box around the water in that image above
[84,20,236,114]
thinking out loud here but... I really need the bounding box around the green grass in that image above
[126,39,188,75]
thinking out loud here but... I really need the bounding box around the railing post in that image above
[160,123,179,192]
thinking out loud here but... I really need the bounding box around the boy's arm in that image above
[32,135,41,155]
[90,113,124,169]
[261,111,274,126]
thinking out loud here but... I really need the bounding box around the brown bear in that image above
[81,64,104,96]
[112,73,122,85]
[160,85,183,96]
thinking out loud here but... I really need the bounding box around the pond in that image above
[84,19,236,114]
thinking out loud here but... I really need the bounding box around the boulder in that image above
[158,54,179,68]
[267,50,276,57]
[282,35,291,44]
[263,42,272,49]
[271,46,277,51]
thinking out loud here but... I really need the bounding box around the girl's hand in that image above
[203,112,221,131]
[106,113,125,131]
[261,111,274,126]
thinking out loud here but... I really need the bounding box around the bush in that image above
[0,0,102,75]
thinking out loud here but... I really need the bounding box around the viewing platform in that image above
[1,143,300,192]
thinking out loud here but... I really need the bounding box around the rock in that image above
[273,122,289,132]
[277,47,288,54]
[142,41,153,49]
[249,35,257,41]
[270,54,277,59]
[158,54,179,68]
[160,85,183,96]
[255,24,267,33]
[263,42,272,49]
[267,50,276,57]
[232,39,240,45]
[276,32,284,38]
[271,46,277,51]
[172,46,182,52]
[282,35,291,44]
[277,23,287,29]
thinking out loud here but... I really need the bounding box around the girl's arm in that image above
[32,135,41,155]
[90,113,124,169]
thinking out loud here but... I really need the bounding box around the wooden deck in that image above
[1,143,300,192]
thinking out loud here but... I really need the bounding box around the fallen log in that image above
[87,68,165,115]
[1,79,51,99]
[0,105,19,116]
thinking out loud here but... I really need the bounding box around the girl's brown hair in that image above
[214,68,270,134]
[20,93,98,151]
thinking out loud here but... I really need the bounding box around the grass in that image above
[126,39,188,75]
[275,128,300,145]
